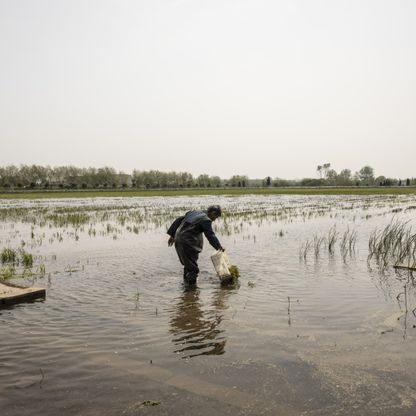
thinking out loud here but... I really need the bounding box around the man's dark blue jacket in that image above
[167,210,222,252]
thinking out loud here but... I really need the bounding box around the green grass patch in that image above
[1,187,416,199]
[1,248,17,264]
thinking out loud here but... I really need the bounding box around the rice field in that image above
[1,194,416,415]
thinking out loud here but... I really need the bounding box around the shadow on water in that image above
[169,286,236,359]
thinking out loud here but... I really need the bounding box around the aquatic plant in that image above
[0,265,16,280]
[313,235,325,258]
[368,220,416,269]
[327,226,338,255]
[228,265,240,279]
[37,263,46,276]
[21,251,34,268]
[64,265,80,274]
[340,228,357,261]
[1,248,17,264]
[299,239,311,261]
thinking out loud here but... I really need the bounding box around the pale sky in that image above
[0,0,415,179]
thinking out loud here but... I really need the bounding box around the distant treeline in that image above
[0,164,414,190]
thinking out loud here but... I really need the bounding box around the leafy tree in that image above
[325,169,338,185]
[197,174,211,187]
[322,163,331,178]
[375,176,386,186]
[300,178,323,186]
[272,178,292,187]
[316,165,323,179]
[357,166,375,186]
[229,175,249,187]
[337,169,353,186]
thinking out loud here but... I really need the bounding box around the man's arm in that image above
[200,219,223,251]
[167,216,185,246]
[167,216,185,237]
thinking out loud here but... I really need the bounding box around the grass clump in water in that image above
[21,251,34,268]
[1,248,17,264]
[368,220,416,269]
[0,265,16,280]
[1,248,34,268]
[229,265,240,279]
[220,264,240,286]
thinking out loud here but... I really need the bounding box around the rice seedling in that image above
[340,228,358,261]
[228,265,240,279]
[134,290,140,310]
[1,248,17,264]
[37,264,46,276]
[64,265,80,274]
[0,265,16,280]
[21,251,34,268]
[313,235,325,258]
[327,226,338,255]
[368,220,416,269]
[299,239,312,261]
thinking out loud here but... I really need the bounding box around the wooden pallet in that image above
[0,282,46,306]
[393,264,416,271]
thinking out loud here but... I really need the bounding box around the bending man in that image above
[167,205,224,285]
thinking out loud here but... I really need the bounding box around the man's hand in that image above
[168,237,175,247]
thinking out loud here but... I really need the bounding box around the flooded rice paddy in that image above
[1,194,416,415]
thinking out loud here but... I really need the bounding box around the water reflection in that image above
[372,268,416,339]
[169,287,233,358]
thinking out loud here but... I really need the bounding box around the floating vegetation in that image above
[122,400,161,415]
[141,400,160,407]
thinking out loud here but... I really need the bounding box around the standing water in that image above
[1,195,416,415]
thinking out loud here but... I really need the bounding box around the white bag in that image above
[211,250,232,282]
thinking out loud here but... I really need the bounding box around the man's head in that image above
[207,205,222,221]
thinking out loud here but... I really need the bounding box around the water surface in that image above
[1,195,416,415]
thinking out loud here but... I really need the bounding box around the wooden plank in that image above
[0,282,45,306]
[393,264,416,271]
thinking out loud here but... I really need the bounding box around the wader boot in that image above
[175,242,199,285]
